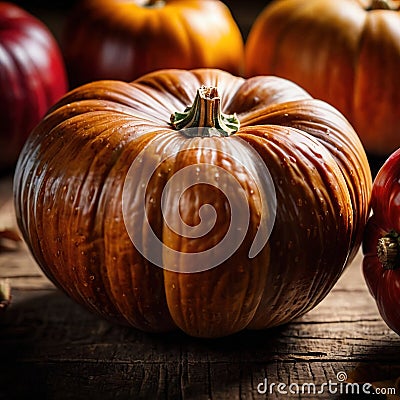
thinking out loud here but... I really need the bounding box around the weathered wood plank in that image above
[1,284,399,364]
[1,359,399,400]
[1,271,399,399]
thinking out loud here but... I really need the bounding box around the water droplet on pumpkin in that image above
[89,275,95,281]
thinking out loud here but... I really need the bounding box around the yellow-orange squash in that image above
[62,0,244,87]
[14,69,371,338]
[245,0,400,156]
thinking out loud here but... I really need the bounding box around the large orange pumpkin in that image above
[245,0,400,156]
[14,69,371,338]
[62,0,244,87]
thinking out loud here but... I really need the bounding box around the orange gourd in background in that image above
[62,0,245,87]
[245,0,400,156]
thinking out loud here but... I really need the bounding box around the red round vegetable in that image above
[363,147,400,335]
[0,2,67,170]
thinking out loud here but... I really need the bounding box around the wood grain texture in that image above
[1,174,400,399]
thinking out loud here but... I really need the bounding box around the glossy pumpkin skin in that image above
[363,148,400,335]
[14,68,371,338]
[0,2,67,171]
[62,0,244,87]
[245,0,400,156]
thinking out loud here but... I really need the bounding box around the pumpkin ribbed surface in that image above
[14,69,371,337]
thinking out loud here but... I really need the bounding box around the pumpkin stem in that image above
[377,231,400,270]
[134,0,165,8]
[367,0,399,10]
[170,86,240,137]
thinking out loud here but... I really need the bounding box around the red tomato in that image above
[363,148,400,335]
[0,2,67,171]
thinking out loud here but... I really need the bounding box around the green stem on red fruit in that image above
[170,86,240,137]
[377,231,400,270]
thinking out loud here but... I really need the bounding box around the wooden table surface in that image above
[0,172,400,400]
